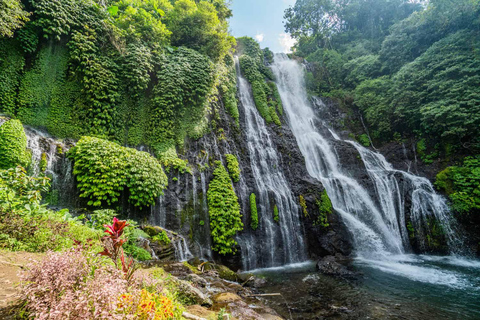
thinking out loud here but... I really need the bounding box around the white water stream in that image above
[270,54,472,286]
[235,58,307,270]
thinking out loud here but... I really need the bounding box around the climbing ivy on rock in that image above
[149,47,214,153]
[68,137,167,208]
[225,154,240,182]
[207,161,243,255]
[238,38,282,126]
[0,119,30,170]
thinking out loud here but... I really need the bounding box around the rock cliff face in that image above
[144,95,353,270]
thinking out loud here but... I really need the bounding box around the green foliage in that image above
[436,157,480,214]
[267,82,283,115]
[0,0,30,37]
[0,168,100,252]
[250,193,258,230]
[39,153,47,173]
[315,190,332,227]
[68,27,120,138]
[225,154,240,182]
[269,106,281,126]
[299,195,308,217]
[150,47,214,152]
[68,136,167,208]
[152,230,171,245]
[0,166,49,214]
[263,47,274,65]
[239,55,272,123]
[357,134,370,147]
[221,54,239,123]
[207,161,243,255]
[166,0,235,62]
[0,119,30,170]
[0,40,25,116]
[236,37,263,62]
[285,0,480,152]
[108,0,171,47]
[273,204,279,222]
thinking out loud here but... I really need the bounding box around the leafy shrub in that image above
[250,193,258,230]
[435,157,480,214]
[357,134,370,147]
[207,161,243,255]
[0,166,49,213]
[225,154,240,182]
[0,0,30,37]
[69,136,167,208]
[152,230,171,245]
[0,119,30,170]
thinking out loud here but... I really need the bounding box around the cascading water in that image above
[270,54,470,283]
[235,58,307,270]
[174,235,194,262]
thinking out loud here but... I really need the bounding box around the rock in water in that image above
[316,255,355,277]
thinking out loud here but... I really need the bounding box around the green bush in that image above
[225,154,240,182]
[152,230,171,245]
[435,157,480,214]
[250,193,258,230]
[207,161,243,255]
[68,136,167,208]
[357,134,370,147]
[0,119,30,170]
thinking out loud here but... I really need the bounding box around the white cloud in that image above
[278,33,296,53]
[255,33,264,43]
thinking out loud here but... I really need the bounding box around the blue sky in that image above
[229,0,297,53]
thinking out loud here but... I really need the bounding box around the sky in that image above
[228,0,297,53]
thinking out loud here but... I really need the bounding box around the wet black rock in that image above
[316,255,355,277]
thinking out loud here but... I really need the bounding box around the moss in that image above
[40,153,47,173]
[207,161,243,255]
[273,204,279,222]
[152,230,171,245]
[250,193,258,230]
[0,119,30,170]
[216,265,237,282]
[299,195,308,217]
[269,106,281,126]
[143,225,164,237]
[435,167,454,195]
[225,154,240,182]
[315,190,332,227]
[183,261,201,275]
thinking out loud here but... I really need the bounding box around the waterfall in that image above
[149,195,167,228]
[235,58,307,270]
[174,235,194,262]
[271,54,462,260]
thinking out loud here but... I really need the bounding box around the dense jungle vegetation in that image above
[0,0,235,156]
[284,0,480,216]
